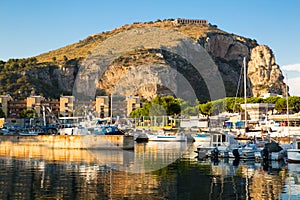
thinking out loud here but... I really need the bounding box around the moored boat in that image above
[287,135,300,163]
[261,140,290,161]
[147,131,187,142]
[196,130,238,159]
[193,132,211,143]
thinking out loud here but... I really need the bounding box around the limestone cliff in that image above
[248,45,286,96]
[200,33,287,97]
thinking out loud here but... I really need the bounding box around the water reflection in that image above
[281,163,300,200]
[89,142,188,173]
[0,141,299,199]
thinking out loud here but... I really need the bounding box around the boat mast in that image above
[110,93,113,122]
[243,57,247,129]
[286,73,290,142]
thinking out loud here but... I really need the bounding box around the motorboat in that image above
[147,131,187,142]
[261,140,291,161]
[287,135,300,163]
[232,142,257,160]
[93,125,125,135]
[196,130,238,159]
[193,132,211,143]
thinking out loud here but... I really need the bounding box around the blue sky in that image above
[1,0,300,95]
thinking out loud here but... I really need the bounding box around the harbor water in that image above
[0,141,299,200]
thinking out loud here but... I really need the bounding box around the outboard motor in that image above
[262,148,269,161]
[211,147,219,160]
[232,149,240,159]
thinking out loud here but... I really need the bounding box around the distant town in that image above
[0,94,140,119]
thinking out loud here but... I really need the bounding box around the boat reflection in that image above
[280,163,300,199]
[89,141,188,173]
[0,142,189,199]
[0,141,298,199]
[198,157,287,200]
[0,140,188,173]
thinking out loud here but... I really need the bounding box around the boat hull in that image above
[147,135,187,142]
[287,149,300,163]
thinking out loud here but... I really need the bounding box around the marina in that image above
[0,3,300,199]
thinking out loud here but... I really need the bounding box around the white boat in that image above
[58,116,89,135]
[287,135,300,162]
[93,124,125,135]
[260,140,291,161]
[196,130,238,159]
[232,142,257,160]
[193,132,211,143]
[18,128,44,136]
[147,131,187,142]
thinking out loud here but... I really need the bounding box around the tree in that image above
[129,108,143,118]
[288,96,300,113]
[211,99,225,115]
[275,98,286,113]
[263,96,280,104]
[247,97,263,103]
[199,102,212,116]
[0,108,5,118]
[20,109,36,118]
[182,106,199,116]
[63,55,68,62]
[149,104,166,116]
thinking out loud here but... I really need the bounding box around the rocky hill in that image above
[0,19,287,101]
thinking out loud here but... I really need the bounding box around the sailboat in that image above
[231,57,261,160]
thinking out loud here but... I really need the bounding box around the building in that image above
[27,96,60,117]
[241,103,275,121]
[0,95,13,117]
[111,95,127,118]
[127,96,140,117]
[95,96,109,118]
[173,18,208,25]
[7,100,26,118]
[27,96,43,117]
[0,94,140,119]
[60,96,75,117]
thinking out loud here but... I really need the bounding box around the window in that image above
[132,103,136,111]
[100,106,105,118]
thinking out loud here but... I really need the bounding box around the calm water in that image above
[0,142,299,200]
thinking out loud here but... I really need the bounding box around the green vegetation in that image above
[130,96,300,117]
[130,96,182,118]
[35,19,228,63]
[0,57,80,100]
[20,109,36,118]
[0,108,5,118]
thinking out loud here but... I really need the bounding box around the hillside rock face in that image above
[205,34,249,63]
[22,23,287,101]
[71,32,287,101]
[23,61,79,98]
[248,45,286,97]
[201,33,287,97]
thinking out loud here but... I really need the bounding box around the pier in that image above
[0,135,134,150]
